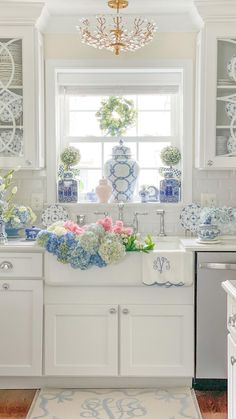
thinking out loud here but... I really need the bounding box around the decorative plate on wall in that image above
[41,204,69,227]
[180,203,201,233]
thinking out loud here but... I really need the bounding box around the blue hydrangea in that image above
[46,233,58,254]
[90,252,107,268]
[70,244,92,270]
[56,232,77,264]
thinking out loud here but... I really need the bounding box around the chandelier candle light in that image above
[78,0,157,56]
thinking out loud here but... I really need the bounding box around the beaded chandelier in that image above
[78,0,157,56]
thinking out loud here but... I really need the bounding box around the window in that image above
[58,69,183,201]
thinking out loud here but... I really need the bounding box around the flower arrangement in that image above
[37,217,155,271]
[4,205,36,229]
[160,146,181,167]
[58,146,81,179]
[96,96,137,137]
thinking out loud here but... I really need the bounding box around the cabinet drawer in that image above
[0,253,43,278]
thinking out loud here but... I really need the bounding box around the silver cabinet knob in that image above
[109,308,117,314]
[207,160,213,166]
[228,315,236,327]
[231,356,236,366]
[2,283,9,290]
[122,308,129,314]
[0,261,13,271]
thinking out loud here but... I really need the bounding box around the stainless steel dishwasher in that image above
[196,252,236,385]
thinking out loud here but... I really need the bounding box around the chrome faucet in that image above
[132,211,148,234]
[76,214,86,226]
[117,202,124,222]
[156,209,166,237]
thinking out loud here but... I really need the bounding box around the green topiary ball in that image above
[96,96,137,137]
[60,146,81,171]
[160,146,181,167]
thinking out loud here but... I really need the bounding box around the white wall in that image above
[15,31,236,234]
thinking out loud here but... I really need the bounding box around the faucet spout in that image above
[156,209,166,237]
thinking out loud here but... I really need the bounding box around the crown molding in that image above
[194,0,236,20]
[0,1,45,25]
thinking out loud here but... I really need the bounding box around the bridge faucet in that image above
[132,211,148,234]
[156,209,166,237]
[117,202,124,222]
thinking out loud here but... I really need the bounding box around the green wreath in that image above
[96,96,137,137]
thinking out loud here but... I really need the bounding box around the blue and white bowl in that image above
[197,223,220,241]
[25,226,41,241]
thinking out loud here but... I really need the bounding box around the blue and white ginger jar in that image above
[159,171,180,203]
[104,140,139,202]
[58,171,78,203]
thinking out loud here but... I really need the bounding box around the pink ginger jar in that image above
[95,178,112,203]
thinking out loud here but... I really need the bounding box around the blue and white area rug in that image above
[27,387,201,419]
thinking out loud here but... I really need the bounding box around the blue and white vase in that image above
[198,215,221,241]
[104,140,139,202]
[58,171,78,203]
[159,171,180,203]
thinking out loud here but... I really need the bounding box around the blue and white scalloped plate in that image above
[41,204,69,227]
[180,203,201,233]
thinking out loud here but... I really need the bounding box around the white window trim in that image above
[45,59,193,206]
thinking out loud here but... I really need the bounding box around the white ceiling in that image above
[45,0,195,16]
[41,0,203,32]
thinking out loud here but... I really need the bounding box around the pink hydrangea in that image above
[97,216,113,232]
[64,220,85,235]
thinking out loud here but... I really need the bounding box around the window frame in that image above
[45,60,193,206]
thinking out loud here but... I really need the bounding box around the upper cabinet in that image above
[195,0,236,169]
[0,3,45,169]
[196,22,236,169]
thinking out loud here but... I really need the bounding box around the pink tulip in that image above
[97,216,113,232]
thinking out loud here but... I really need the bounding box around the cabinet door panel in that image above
[45,304,118,376]
[228,334,236,419]
[120,304,194,377]
[0,279,43,375]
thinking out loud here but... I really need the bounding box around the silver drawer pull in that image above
[0,261,13,271]
[231,356,236,366]
[229,315,236,327]
[122,308,129,315]
[109,308,117,314]
[2,283,9,290]
[199,263,236,270]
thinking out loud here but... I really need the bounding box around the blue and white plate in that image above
[180,203,201,233]
[41,204,69,227]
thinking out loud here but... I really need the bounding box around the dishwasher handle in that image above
[199,262,236,270]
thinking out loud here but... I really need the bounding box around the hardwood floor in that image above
[0,390,36,419]
[195,390,227,419]
[0,389,228,418]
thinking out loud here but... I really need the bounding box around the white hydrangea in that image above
[78,231,100,254]
[98,233,126,265]
[85,223,105,239]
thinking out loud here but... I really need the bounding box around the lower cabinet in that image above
[45,304,193,377]
[45,304,118,376]
[0,279,43,376]
[120,304,194,377]
[228,334,236,419]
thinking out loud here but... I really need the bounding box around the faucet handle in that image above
[135,211,148,216]
[94,211,109,217]
[156,209,165,215]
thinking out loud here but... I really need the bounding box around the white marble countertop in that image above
[2,236,236,253]
[0,239,43,252]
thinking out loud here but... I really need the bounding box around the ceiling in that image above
[41,0,203,32]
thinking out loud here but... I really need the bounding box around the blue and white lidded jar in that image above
[104,140,139,202]
[159,171,180,203]
[58,171,78,203]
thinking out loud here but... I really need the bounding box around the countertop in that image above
[2,236,236,253]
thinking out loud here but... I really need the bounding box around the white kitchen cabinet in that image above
[120,304,194,377]
[0,279,43,376]
[45,304,118,376]
[228,334,236,419]
[45,303,193,378]
[196,23,236,169]
[0,23,44,169]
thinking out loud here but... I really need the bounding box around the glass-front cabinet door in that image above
[196,23,236,169]
[216,39,236,162]
[0,26,44,169]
